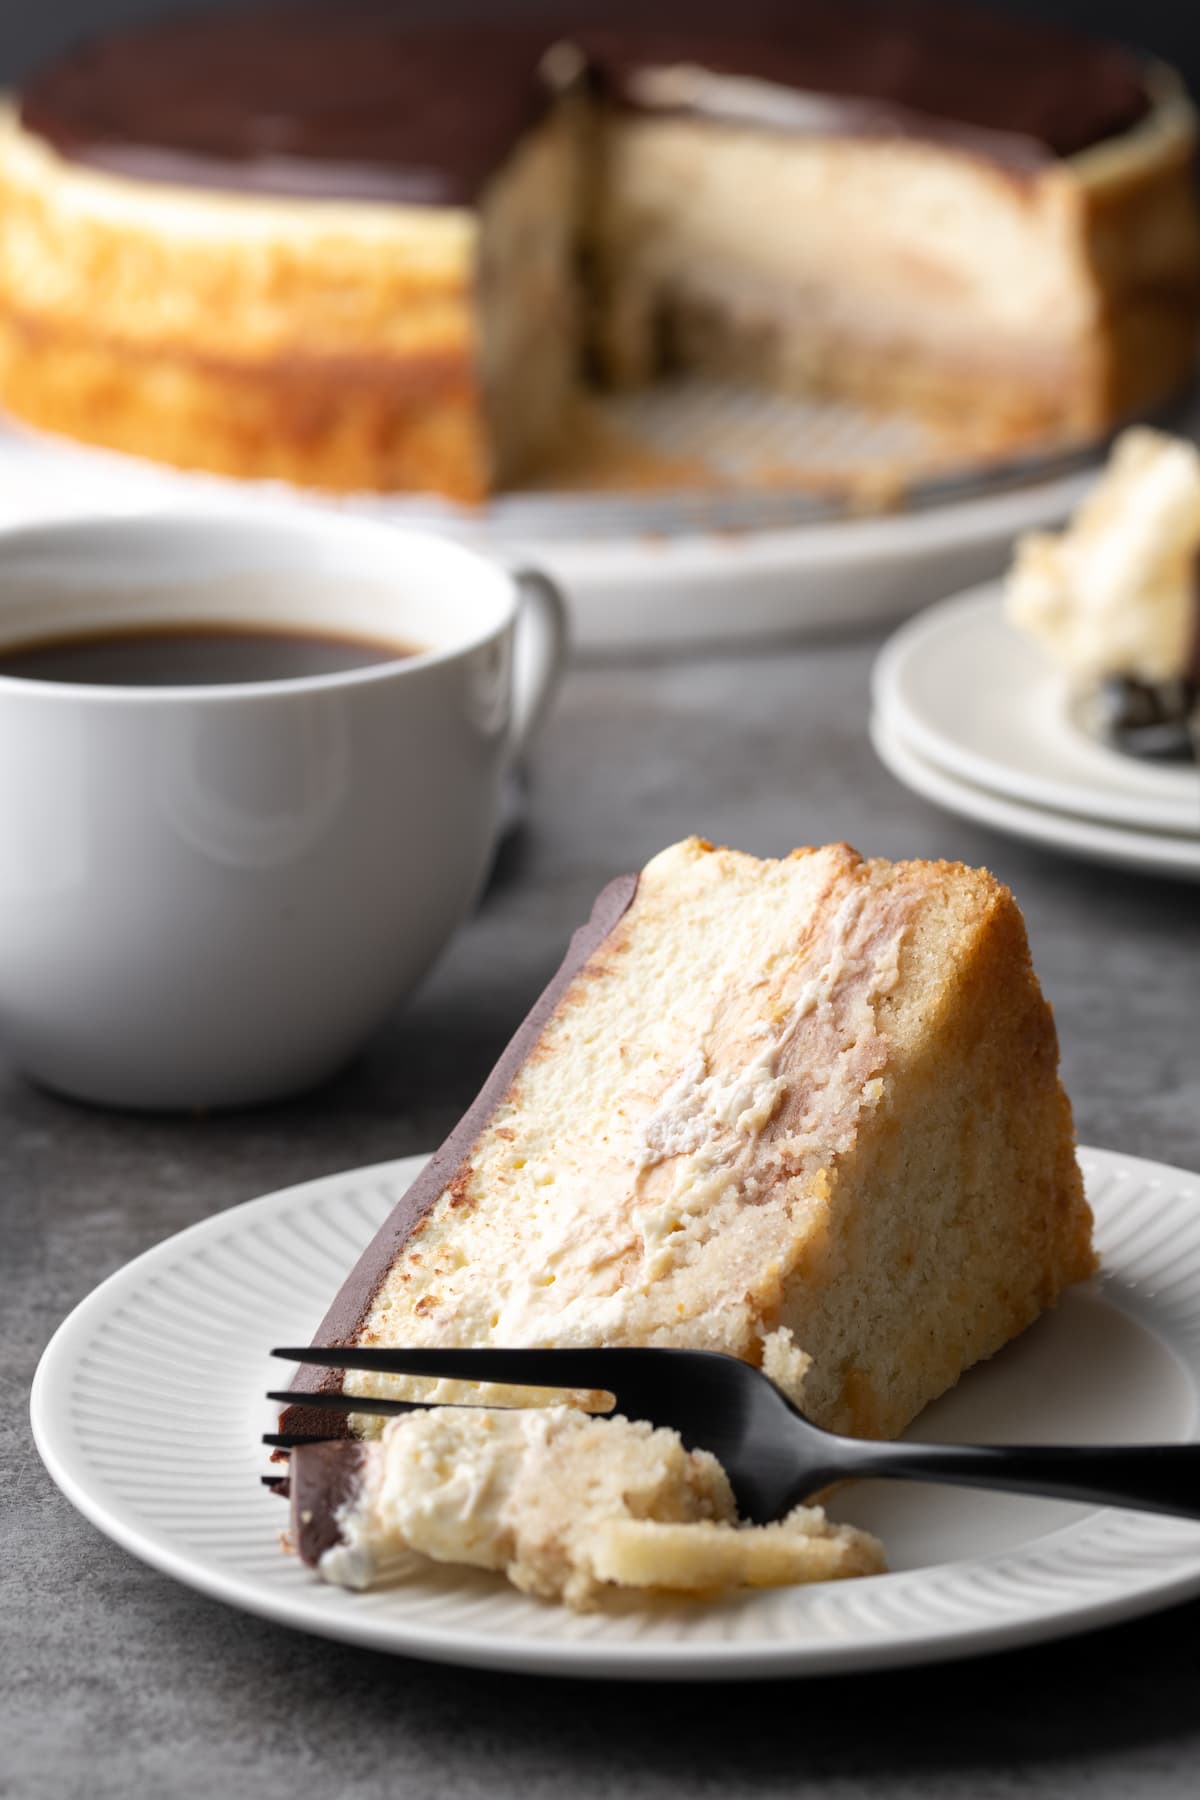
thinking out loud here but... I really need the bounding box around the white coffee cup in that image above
[0,509,567,1110]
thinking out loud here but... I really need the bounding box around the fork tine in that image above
[266,1389,437,1418]
[266,1348,811,1523]
[267,1387,601,1420]
[270,1344,664,1395]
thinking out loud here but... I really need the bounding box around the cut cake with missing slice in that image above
[281,838,1094,1453]
[4,7,1199,498]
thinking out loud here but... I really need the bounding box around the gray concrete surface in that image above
[4,632,1199,1800]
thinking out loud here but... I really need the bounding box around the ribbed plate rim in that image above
[30,1145,1200,1680]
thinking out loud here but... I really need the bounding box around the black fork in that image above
[266,1345,1200,1527]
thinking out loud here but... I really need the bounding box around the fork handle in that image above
[836,1440,1200,1520]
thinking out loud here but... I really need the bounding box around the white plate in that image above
[871,712,1200,883]
[0,410,1100,652]
[30,1147,1200,1680]
[872,586,1200,836]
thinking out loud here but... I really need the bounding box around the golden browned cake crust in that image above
[282,839,1094,1447]
[0,100,579,500]
[0,314,489,499]
[0,104,484,495]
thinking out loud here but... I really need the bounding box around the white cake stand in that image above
[0,382,1148,652]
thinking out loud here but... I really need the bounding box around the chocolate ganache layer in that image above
[590,2,1153,173]
[287,1441,367,1562]
[18,10,564,207]
[19,1,1152,208]
[276,871,640,1442]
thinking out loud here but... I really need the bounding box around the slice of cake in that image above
[289,1407,884,1610]
[1006,428,1200,758]
[281,838,1093,1454]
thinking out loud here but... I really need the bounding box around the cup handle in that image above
[506,567,570,766]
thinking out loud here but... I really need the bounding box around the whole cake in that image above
[0,3,1196,500]
[280,838,1093,1484]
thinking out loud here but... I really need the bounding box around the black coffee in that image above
[0,622,423,686]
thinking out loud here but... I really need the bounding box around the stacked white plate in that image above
[871,585,1200,882]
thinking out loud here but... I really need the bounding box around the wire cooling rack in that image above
[2,374,1195,548]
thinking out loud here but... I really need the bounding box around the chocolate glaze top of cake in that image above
[18,9,564,206]
[589,3,1153,171]
[18,1,1154,206]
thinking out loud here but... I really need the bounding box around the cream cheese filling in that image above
[630,882,903,1283]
